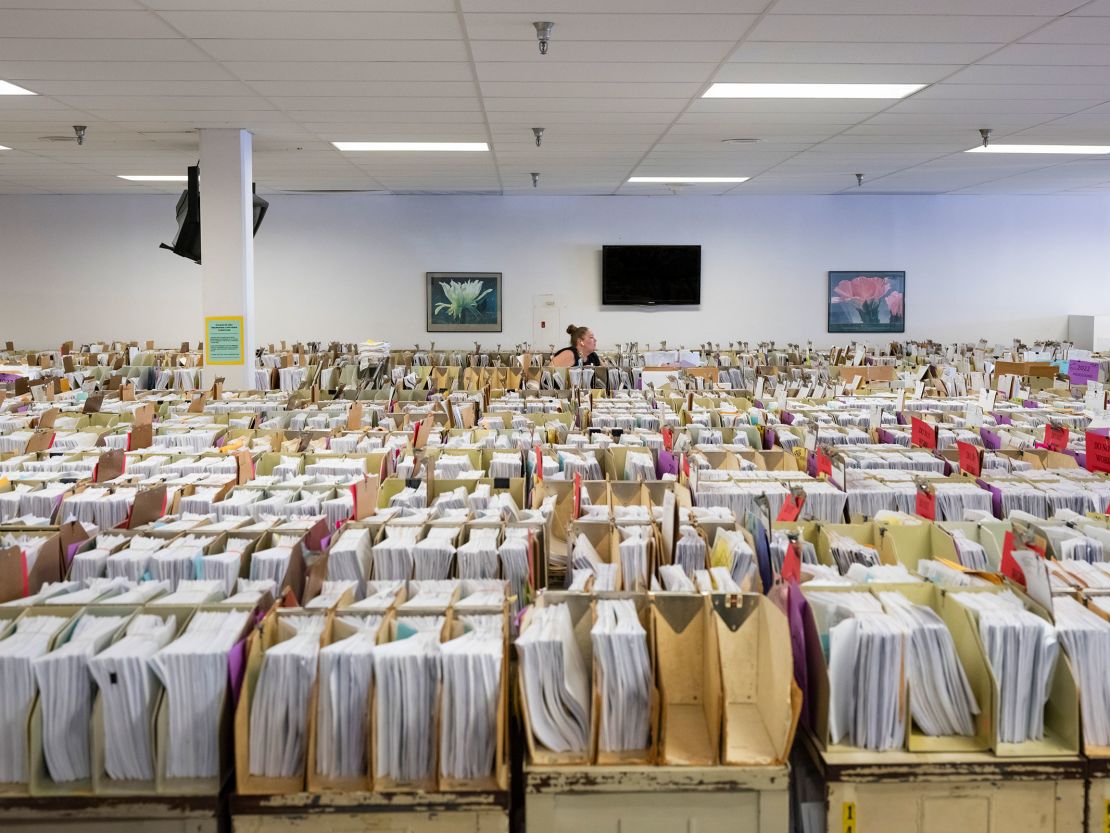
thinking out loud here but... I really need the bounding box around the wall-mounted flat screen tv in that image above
[601,245,701,305]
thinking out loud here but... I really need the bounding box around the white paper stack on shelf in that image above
[347,580,405,613]
[457,528,500,579]
[222,578,276,607]
[499,533,530,616]
[711,529,756,587]
[0,615,70,783]
[617,527,651,592]
[34,613,129,782]
[87,614,178,781]
[45,577,130,606]
[201,547,246,596]
[949,590,1058,743]
[806,591,906,750]
[934,484,994,521]
[440,622,504,780]
[623,452,656,482]
[105,580,172,605]
[917,560,992,588]
[106,536,165,583]
[315,615,384,779]
[674,527,708,577]
[19,484,71,522]
[149,535,208,590]
[371,526,421,581]
[373,630,441,784]
[149,579,226,606]
[305,580,358,609]
[1054,596,1110,747]
[591,599,651,753]
[249,543,295,588]
[769,531,818,573]
[559,453,603,481]
[516,603,590,753]
[951,530,992,571]
[388,483,427,510]
[877,592,979,737]
[326,526,372,592]
[248,615,326,777]
[413,527,459,581]
[149,610,251,778]
[827,532,882,575]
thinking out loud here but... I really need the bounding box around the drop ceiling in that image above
[4,0,1110,195]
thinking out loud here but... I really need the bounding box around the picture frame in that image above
[426,272,503,333]
[827,271,905,334]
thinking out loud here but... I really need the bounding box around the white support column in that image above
[199,128,255,390]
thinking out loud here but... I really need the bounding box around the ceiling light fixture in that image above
[965,144,1110,154]
[332,141,489,152]
[721,138,761,144]
[703,83,925,99]
[628,176,749,184]
[118,175,188,182]
[533,21,554,55]
[0,81,36,96]
[0,145,10,151]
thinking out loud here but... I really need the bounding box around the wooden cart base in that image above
[0,794,222,833]
[229,791,510,833]
[798,733,1086,833]
[524,764,790,833]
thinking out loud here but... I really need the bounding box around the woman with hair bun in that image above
[550,324,601,368]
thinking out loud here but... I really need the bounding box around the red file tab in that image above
[911,416,937,449]
[957,441,982,477]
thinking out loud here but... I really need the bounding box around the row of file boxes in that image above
[518,591,800,769]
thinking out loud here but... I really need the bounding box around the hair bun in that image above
[565,324,576,335]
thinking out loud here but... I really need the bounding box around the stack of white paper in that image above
[826,532,881,575]
[306,580,358,609]
[1053,596,1110,746]
[617,528,651,592]
[249,545,294,588]
[807,591,906,750]
[769,531,818,573]
[499,534,531,616]
[248,615,326,778]
[327,527,372,591]
[45,576,131,605]
[104,580,172,605]
[106,536,165,583]
[591,599,651,753]
[202,549,245,596]
[713,529,756,586]
[949,590,1058,743]
[951,531,991,571]
[348,580,405,612]
[87,614,178,781]
[878,592,979,737]
[413,528,458,580]
[457,528,500,579]
[440,624,503,781]
[150,537,206,590]
[674,527,707,576]
[149,609,251,778]
[371,527,421,581]
[373,631,441,783]
[315,615,383,779]
[149,579,226,606]
[0,615,70,783]
[516,604,589,753]
[34,614,129,782]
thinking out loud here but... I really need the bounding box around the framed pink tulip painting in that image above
[827,271,905,333]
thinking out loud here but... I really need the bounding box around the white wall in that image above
[1,193,1108,350]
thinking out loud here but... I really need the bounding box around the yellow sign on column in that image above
[842,801,857,833]
[205,316,244,366]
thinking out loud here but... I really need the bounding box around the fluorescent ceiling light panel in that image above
[0,145,10,151]
[966,144,1110,154]
[628,176,749,183]
[118,175,188,182]
[332,141,489,152]
[0,81,36,95]
[703,83,924,99]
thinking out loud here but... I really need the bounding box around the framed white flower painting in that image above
[827,271,905,334]
[426,272,503,332]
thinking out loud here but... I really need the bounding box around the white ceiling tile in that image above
[978,43,1110,65]
[462,0,767,11]
[156,11,463,39]
[269,96,480,111]
[225,62,473,82]
[750,15,1050,43]
[0,61,232,81]
[772,0,1083,13]
[0,10,180,38]
[463,13,758,41]
[479,81,700,98]
[727,41,1002,64]
[29,80,254,97]
[147,0,455,9]
[469,40,735,62]
[0,37,207,60]
[946,64,1110,85]
[196,39,471,61]
[250,80,477,97]
[1021,16,1110,43]
[475,62,716,83]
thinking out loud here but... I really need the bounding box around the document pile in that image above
[248,615,327,777]
[591,599,651,753]
[326,527,372,591]
[807,592,906,750]
[373,626,441,784]
[877,592,979,737]
[440,622,504,780]
[35,614,129,782]
[826,532,881,574]
[949,591,1058,743]
[1053,596,1110,746]
[149,609,250,778]
[87,614,178,780]
[617,528,652,592]
[674,527,708,576]
[950,531,992,571]
[315,615,384,779]
[499,533,531,616]
[457,528,500,579]
[769,531,818,573]
[372,527,421,580]
[516,604,590,753]
[106,536,165,582]
[571,534,617,591]
[0,615,69,782]
[413,528,459,580]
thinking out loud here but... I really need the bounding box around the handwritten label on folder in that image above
[957,441,983,477]
[910,417,937,449]
[1042,424,1069,453]
[1087,432,1110,474]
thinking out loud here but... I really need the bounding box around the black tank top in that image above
[552,346,600,366]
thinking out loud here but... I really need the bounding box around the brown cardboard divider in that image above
[652,593,719,766]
